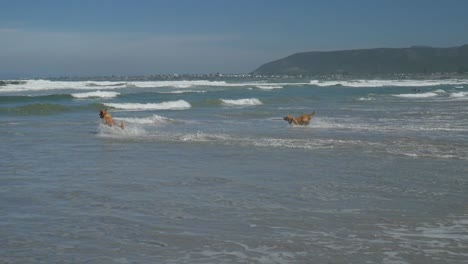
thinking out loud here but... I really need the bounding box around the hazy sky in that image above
[1,0,468,78]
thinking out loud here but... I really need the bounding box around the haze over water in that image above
[1,78,467,263]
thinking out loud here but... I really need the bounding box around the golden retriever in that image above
[99,109,125,129]
[283,111,315,126]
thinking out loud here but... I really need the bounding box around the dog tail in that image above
[310,111,316,116]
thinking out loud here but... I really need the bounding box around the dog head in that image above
[99,109,108,119]
[283,115,294,124]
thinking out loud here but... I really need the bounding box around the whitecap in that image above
[157,90,207,94]
[96,123,147,138]
[433,89,446,93]
[357,96,375,101]
[255,85,284,90]
[119,114,175,125]
[3,78,468,93]
[103,100,191,110]
[450,91,468,98]
[221,98,262,106]
[392,92,438,98]
[71,90,120,99]
[129,80,228,88]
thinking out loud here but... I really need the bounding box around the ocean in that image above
[1,78,467,263]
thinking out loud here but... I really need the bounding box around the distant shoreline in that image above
[2,72,468,83]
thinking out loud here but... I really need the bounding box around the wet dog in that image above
[283,111,315,126]
[99,109,125,129]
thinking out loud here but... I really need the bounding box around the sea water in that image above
[1,78,467,263]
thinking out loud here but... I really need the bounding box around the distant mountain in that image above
[253,44,468,76]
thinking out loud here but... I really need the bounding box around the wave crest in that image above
[255,85,284,90]
[221,98,262,106]
[71,90,120,99]
[103,100,191,110]
[392,92,438,98]
[119,114,178,125]
[450,91,468,98]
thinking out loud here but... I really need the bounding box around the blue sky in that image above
[1,0,468,77]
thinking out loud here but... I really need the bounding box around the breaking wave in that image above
[450,91,468,98]
[221,98,263,106]
[103,100,191,110]
[157,90,207,94]
[0,80,128,93]
[0,79,227,92]
[129,80,228,88]
[119,114,178,125]
[71,90,120,99]
[255,85,284,90]
[392,92,439,98]
[357,96,375,101]
[85,82,126,87]
[96,123,148,137]
[0,79,310,93]
[2,79,468,94]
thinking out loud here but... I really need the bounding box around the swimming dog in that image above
[283,111,315,126]
[99,109,125,129]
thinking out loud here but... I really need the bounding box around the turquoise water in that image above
[1,79,467,263]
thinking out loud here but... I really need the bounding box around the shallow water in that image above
[1,78,468,263]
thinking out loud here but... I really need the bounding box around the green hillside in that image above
[253,44,468,76]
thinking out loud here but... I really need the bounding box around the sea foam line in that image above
[103,100,191,110]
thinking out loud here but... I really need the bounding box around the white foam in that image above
[380,216,468,250]
[71,90,120,99]
[450,91,468,98]
[3,79,468,93]
[95,126,369,150]
[157,90,206,94]
[103,100,191,110]
[0,79,128,92]
[221,98,262,106]
[0,79,310,93]
[392,92,438,98]
[129,80,228,88]
[433,89,447,93]
[311,117,468,133]
[119,115,174,125]
[96,123,147,138]
[385,139,468,160]
[255,85,284,90]
[178,132,231,142]
[357,96,375,101]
